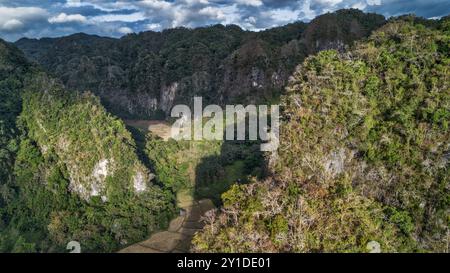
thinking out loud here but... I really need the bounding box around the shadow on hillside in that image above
[126,125,154,169]
[193,120,266,205]
[126,117,267,206]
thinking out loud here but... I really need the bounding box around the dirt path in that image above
[120,120,215,253]
[119,199,215,253]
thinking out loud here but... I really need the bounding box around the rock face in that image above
[132,169,147,193]
[0,38,175,252]
[160,82,178,115]
[191,18,450,253]
[20,75,155,201]
[15,9,385,119]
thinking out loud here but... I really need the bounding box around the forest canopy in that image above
[193,18,450,253]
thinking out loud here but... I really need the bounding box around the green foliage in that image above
[0,230,37,253]
[1,112,175,252]
[145,134,192,191]
[385,207,415,235]
[15,9,386,119]
[0,40,34,201]
[2,12,448,254]
[144,132,265,204]
[193,18,449,253]
[19,73,154,201]
[0,40,175,252]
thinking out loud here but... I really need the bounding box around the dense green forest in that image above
[0,10,448,253]
[15,9,385,119]
[0,41,174,252]
[146,137,264,203]
[193,17,449,253]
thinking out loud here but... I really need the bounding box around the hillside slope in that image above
[192,18,450,253]
[15,9,385,119]
[0,39,174,252]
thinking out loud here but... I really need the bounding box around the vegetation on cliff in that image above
[15,9,385,119]
[144,133,265,204]
[1,10,448,254]
[193,18,449,253]
[0,40,174,252]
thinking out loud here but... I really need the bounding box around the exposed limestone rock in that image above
[16,9,385,119]
[133,169,147,193]
[160,82,178,114]
[90,159,113,197]
[251,67,265,88]
[323,148,347,177]
[40,144,49,154]
[69,181,89,200]
[92,159,111,182]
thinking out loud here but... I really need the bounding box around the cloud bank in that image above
[0,0,449,41]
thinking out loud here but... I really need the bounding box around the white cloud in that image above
[1,0,447,41]
[118,26,133,34]
[63,0,138,12]
[299,0,318,20]
[2,19,24,31]
[261,8,301,25]
[0,7,48,32]
[235,0,263,7]
[89,12,147,23]
[246,16,257,24]
[219,4,242,25]
[49,13,87,24]
[352,2,368,10]
[136,1,247,29]
[198,7,226,20]
[184,0,210,6]
[146,23,162,30]
[140,0,173,10]
[367,0,382,5]
[312,0,344,6]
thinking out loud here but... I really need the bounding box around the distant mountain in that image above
[1,9,448,254]
[15,9,386,119]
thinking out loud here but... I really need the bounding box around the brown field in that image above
[125,120,172,140]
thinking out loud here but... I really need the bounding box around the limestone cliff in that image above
[15,9,385,119]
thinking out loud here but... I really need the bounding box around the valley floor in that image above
[119,199,215,253]
[124,120,172,140]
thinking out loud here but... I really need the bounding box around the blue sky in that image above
[0,0,449,41]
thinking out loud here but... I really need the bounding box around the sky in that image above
[0,0,449,41]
